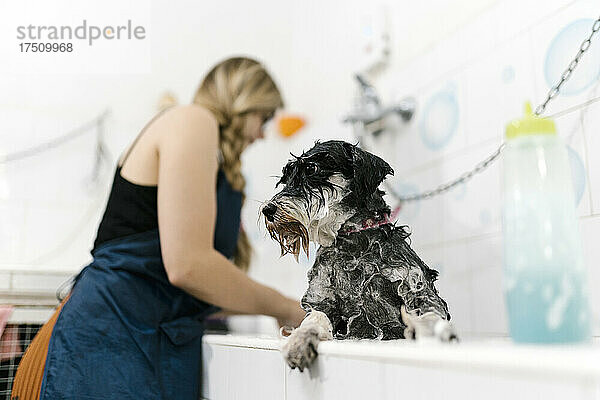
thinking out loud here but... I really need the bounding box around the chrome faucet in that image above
[343,74,416,126]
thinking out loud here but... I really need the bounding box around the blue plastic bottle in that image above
[501,102,591,344]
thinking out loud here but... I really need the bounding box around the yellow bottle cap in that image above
[505,102,556,139]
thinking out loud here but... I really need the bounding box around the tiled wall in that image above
[377,0,600,336]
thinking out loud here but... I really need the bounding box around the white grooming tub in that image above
[202,333,600,400]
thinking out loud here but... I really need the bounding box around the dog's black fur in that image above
[264,140,452,341]
[305,223,451,339]
[275,140,391,216]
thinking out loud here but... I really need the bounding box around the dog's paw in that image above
[433,318,459,342]
[281,328,321,372]
[401,305,459,343]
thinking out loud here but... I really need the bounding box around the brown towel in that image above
[10,294,70,400]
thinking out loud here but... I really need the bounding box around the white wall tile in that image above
[4,121,98,205]
[441,141,503,243]
[11,271,73,293]
[554,106,594,217]
[394,71,468,174]
[446,1,502,67]
[0,200,26,264]
[494,0,575,46]
[414,246,444,273]
[385,50,440,100]
[392,167,445,247]
[0,272,11,290]
[19,203,97,269]
[0,109,36,154]
[530,0,600,116]
[440,242,473,334]
[464,30,537,147]
[416,243,472,334]
[467,234,509,335]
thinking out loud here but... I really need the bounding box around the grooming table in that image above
[202,334,600,400]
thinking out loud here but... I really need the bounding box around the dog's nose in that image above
[262,203,277,222]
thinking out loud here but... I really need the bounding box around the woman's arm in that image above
[209,309,252,318]
[155,105,304,326]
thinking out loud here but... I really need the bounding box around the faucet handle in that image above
[355,74,380,106]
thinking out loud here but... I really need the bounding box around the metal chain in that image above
[395,143,506,201]
[535,16,600,115]
[383,15,600,203]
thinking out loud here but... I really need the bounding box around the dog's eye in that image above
[305,163,318,176]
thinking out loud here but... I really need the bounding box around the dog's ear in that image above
[345,143,394,199]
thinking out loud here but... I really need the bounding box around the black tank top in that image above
[92,164,158,251]
[92,108,169,252]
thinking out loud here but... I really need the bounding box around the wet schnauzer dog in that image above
[262,140,457,371]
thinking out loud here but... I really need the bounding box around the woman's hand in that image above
[276,298,306,332]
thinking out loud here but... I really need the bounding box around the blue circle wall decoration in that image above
[544,19,600,95]
[419,86,459,150]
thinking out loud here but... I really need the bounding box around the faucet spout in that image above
[342,74,416,126]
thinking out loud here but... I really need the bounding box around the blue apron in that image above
[39,168,242,400]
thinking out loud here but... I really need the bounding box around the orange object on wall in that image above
[277,115,306,137]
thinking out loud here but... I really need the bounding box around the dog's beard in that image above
[265,174,353,256]
[265,211,310,261]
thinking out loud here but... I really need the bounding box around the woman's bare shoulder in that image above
[155,104,219,147]
[165,104,218,128]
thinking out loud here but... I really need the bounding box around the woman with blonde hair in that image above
[12,56,305,400]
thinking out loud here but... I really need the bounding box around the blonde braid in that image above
[219,115,246,192]
[221,115,251,272]
[192,57,284,273]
